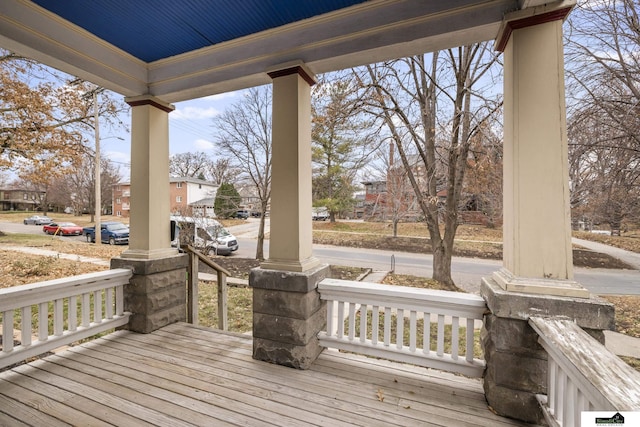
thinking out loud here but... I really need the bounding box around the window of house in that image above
[116,198,121,204]
[176,196,182,203]
[23,193,28,200]
[176,182,182,188]
[116,211,121,217]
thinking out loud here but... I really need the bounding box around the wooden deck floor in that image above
[0,323,534,426]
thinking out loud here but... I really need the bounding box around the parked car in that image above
[23,215,53,225]
[235,210,249,219]
[312,207,329,221]
[83,221,130,245]
[42,222,84,236]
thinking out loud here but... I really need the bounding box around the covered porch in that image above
[2,0,636,425]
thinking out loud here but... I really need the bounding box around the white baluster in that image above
[409,310,417,353]
[348,303,356,341]
[337,301,345,338]
[437,314,445,357]
[38,302,48,341]
[384,307,391,347]
[396,308,404,350]
[465,318,474,362]
[372,306,379,345]
[54,299,64,336]
[68,295,77,332]
[359,304,367,343]
[451,316,459,360]
[3,311,14,352]
[423,312,431,354]
[105,287,114,319]
[20,306,31,347]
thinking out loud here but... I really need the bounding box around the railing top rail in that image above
[185,245,231,276]
[319,278,486,308]
[530,316,640,411]
[0,268,133,312]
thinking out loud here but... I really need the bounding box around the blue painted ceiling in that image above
[31,0,367,62]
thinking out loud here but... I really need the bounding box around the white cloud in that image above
[171,106,220,120]
[194,138,214,150]
[105,150,130,164]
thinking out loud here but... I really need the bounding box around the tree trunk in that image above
[256,218,265,261]
[392,219,399,237]
[256,198,268,261]
[432,238,454,286]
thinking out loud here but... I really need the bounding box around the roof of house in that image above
[169,176,218,186]
[190,197,216,207]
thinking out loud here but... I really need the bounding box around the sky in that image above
[100,90,244,180]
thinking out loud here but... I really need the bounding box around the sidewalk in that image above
[572,237,640,270]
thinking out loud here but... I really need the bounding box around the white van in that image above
[170,215,239,255]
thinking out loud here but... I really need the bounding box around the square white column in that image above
[261,63,319,272]
[497,7,587,297]
[121,95,177,260]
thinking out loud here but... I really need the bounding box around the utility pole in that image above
[93,89,101,244]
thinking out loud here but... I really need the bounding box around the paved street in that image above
[3,219,639,295]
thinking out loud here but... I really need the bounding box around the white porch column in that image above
[493,2,587,297]
[261,62,320,273]
[121,95,177,260]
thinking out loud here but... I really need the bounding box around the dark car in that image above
[236,210,249,219]
[83,221,129,245]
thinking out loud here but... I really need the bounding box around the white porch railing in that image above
[0,268,132,370]
[529,316,640,427]
[317,278,486,378]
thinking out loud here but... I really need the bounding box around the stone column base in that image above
[480,276,614,425]
[111,254,188,333]
[250,264,329,369]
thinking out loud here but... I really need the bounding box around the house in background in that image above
[113,177,219,218]
[237,183,269,216]
[0,188,47,212]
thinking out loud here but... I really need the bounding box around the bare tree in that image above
[39,154,121,216]
[169,152,210,178]
[464,121,503,228]
[354,44,501,285]
[368,141,420,236]
[204,157,242,185]
[566,0,640,230]
[212,86,271,260]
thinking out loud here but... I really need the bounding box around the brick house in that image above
[113,177,219,218]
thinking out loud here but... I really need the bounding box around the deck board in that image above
[0,323,534,426]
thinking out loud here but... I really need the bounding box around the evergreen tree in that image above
[214,182,241,218]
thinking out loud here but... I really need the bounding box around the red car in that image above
[43,222,83,236]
